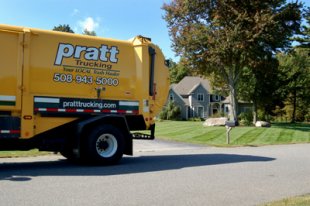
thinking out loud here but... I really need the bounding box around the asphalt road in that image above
[0,140,310,206]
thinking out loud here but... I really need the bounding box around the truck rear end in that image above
[0,24,169,164]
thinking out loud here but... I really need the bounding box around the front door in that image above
[197,106,204,118]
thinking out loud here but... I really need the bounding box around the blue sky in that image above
[0,0,176,60]
[1,0,309,62]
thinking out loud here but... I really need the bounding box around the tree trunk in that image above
[253,101,257,124]
[229,81,239,123]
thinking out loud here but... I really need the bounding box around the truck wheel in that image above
[84,125,124,165]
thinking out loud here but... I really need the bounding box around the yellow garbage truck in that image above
[0,24,169,164]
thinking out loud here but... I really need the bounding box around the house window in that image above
[225,105,229,113]
[197,93,204,102]
[169,94,174,101]
[214,95,220,101]
[211,95,221,102]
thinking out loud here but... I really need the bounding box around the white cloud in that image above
[78,17,99,32]
[71,9,79,16]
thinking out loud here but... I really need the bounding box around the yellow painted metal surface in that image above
[0,26,23,112]
[0,24,169,139]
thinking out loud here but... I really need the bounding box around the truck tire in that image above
[60,148,76,161]
[83,125,125,165]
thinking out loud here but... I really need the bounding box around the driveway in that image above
[0,139,310,206]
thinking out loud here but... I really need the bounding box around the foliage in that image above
[257,109,273,122]
[52,24,97,36]
[82,29,97,36]
[238,58,282,123]
[168,59,190,84]
[294,6,310,49]
[305,109,310,122]
[272,106,286,122]
[159,101,181,120]
[163,0,302,122]
[277,48,310,122]
[238,112,253,126]
[207,72,229,97]
[53,24,74,33]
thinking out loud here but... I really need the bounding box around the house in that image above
[168,76,252,120]
[169,76,225,119]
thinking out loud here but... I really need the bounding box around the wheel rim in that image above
[95,133,118,158]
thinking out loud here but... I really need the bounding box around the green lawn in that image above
[0,149,51,158]
[154,121,310,146]
[1,121,309,157]
[261,194,310,206]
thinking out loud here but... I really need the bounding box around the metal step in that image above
[131,132,154,140]
[0,116,21,138]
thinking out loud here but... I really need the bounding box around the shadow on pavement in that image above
[0,153,275,181]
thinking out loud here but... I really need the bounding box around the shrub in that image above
[258,109,273,122]
[238,111,253,126]
[159,101,181,120]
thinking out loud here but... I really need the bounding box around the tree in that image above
[294,6,310,49]
[53,24,74,33]
[83,29,97,36]
[159,101,181,120]
[277,47,310,122]
[238,57,281,123]
[168,58,190,84]
[163,0,302,122]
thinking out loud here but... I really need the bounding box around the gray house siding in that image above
[188,84,210,119]
[168,83,212,120]
[168,89,188,120]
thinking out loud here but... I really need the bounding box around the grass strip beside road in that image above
[262,194,310,206]
[155,121,310,146]
[0,149,51,158]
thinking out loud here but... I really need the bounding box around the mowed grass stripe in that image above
[192,128,225,142]
[251,128,282,145]
[155,122,185,133]
[155,121,201,137]
[154,121,310,146]
[289,129,310,143]
[161,127,201,137]
[232,128,267,145]
[277,129,294,143]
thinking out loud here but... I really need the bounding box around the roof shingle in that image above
[173,76,212,95]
